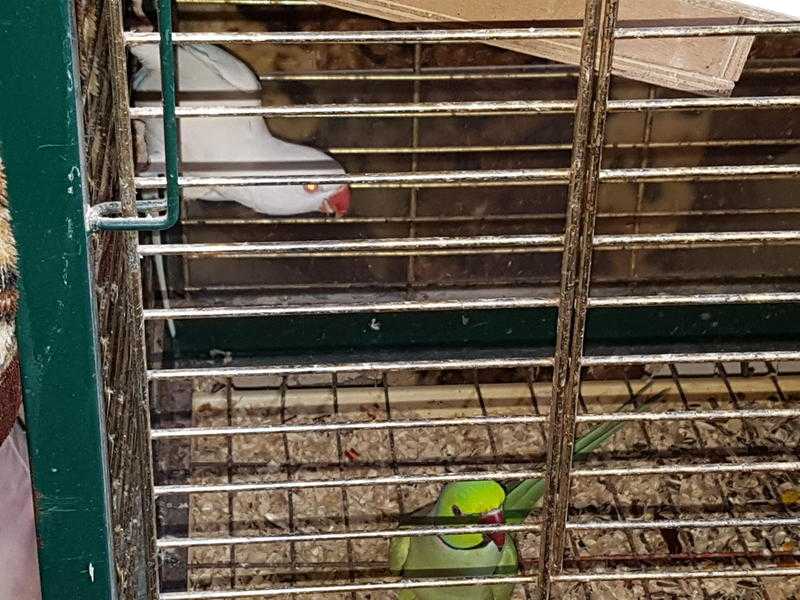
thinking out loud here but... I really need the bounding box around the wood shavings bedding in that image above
[169,371,800,598]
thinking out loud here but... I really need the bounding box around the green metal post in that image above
[94,0,182,232]
[0,1,117,599]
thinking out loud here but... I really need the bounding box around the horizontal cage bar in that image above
[582,350,800,366]
[126,23,800,46]
[128,96,800,119]
[138,230,800,259]
[253,61,799,82]
[178,205,800,226]
[158,576,538,599]
[569,516,800,531]
[553,567,800,583]
[134,164,800,190]
[147,351,800,380]
[142,292,800,320]
[157,567,800,599]
[153,461,799,495]
[153,468,546,495]
[138,234,564,257]
[304,139,800,158]
[156,515,800,548]
[149,407,800,439]
[157,522,542,548]
[571,460,800,478]
[148,356,554,380]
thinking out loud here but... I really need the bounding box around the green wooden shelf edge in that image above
[167,303,800,361]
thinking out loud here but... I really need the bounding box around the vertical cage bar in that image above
[537,0,619,597]
[0,0,117,597]
[106,1,161,597]
[225,378,238,589]
[156,0,182,228]
[278,377,299,588]
[473,373,502,470]
[331,374,358,599]
[619,374,658,600]
[109,0,138,214]
[629,86,656,279]
[96,0,182,231]
[407,41,423,290]
[382,373,406,515]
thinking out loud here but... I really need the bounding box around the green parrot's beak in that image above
[479,508,506,548]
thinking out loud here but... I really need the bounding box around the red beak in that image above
[479,509,506,548]
[323,186,351,217]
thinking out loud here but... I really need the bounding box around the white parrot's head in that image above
[243,141,352,217]
[129,42,354,217]
[219,159,352,217]
[298,180,352,217]
[221,140,353,217]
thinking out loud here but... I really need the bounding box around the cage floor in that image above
[152,361,800,599]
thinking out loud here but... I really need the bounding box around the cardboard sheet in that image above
[320,0,797,94]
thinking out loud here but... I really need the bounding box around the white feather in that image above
[131,0,145,18]
[131,44,348,216]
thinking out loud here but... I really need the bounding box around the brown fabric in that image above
[0,289,18,317]
[0,161,20,446]
[0,356,20,446]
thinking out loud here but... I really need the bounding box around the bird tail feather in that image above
[503,386,668,525]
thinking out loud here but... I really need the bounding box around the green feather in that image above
[389,387,667,599]
[390,535,412,574]
[503,387,667,524]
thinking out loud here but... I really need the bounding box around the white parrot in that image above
[130,43,351,217]
[131,43,352,338]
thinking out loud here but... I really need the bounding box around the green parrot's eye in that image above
[451,505,462,516]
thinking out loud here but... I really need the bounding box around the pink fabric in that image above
[0,422,41,600]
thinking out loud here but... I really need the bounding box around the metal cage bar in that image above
[148,406,800,439]
[152,459,798,495]
[132,164,800,192]
[538,1,619,596]
[141,292,800,320]
[124,22,800,45]
[154,567,800,599]
[146,350,800,380]
[128,95,800,118]
[91,0,182,231]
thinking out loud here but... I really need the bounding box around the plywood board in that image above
[320,0,796,94]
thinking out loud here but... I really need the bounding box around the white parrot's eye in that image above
[303,183,320,193]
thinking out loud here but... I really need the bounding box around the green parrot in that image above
[389,389,665,600]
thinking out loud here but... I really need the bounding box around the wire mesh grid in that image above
[151,362,800,599]
[105,0,800,597]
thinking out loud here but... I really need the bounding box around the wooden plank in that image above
[691,0,800,20]
[207,374,800,415]
[319,0,796,94]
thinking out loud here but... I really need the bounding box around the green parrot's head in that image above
[435,480,507,550]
